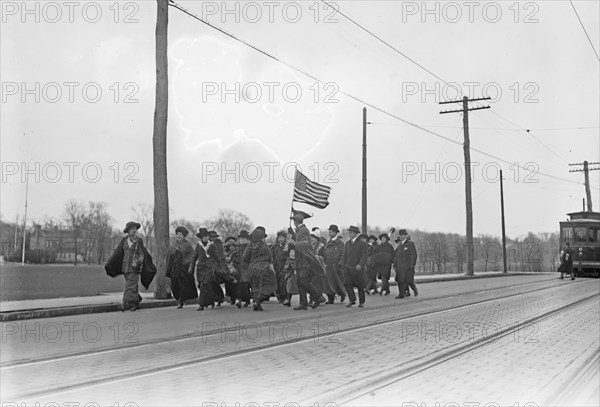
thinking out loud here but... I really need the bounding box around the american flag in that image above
[293,169,331,209]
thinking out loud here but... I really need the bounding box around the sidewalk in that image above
[0,272,540,321]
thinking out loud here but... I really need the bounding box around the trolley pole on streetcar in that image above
[440,97,491,276]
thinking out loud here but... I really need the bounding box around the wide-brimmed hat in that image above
[398,229,408,236]
[123,221,141,233]
[209,230,220,238]
[368,235,378,242]
[196,227,210,238]
[238,230,250,239]
[328,225,340,234]
[379,233,390,241]
[175,226,189,237]
[291,209,312,219]
[250,227,267,242]
[347,225,360,234]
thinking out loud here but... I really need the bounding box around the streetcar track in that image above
[0,277,564,369]
[7,281,594,401]
[307,292,600,406]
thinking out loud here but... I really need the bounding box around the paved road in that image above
[1,274,598,407]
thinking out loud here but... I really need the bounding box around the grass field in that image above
[0,263,156,301]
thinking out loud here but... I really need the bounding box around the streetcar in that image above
[559,211,600,277]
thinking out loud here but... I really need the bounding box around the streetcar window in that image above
[589,228,600,242]
[562,228,573,243]
[574,227,587,242]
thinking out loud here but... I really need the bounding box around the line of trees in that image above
[0,203,561,272]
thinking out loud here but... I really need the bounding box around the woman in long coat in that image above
[105,221,157,311]
[243,227,277,311]
[166,226,198,308]
[232,230,252,308]
[373,233,395,295]
[189,227,221,311]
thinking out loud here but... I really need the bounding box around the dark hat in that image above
[250,227,267,242]
[256,226,266,233]
[347,225,360,234]
[368,235,378,241]
[290,214,305,223]
[277,230,288,238]
[379,233,390,241]
[291,208,312,220]
[328,224,340,233]
[358,233,368,240]
[209,230,219,238]
[175,226,189,237]
[123,221,141,233]
[398,229,408,236]
[196,227,210,238]
[223,236,237,247]
[238,230,250,239]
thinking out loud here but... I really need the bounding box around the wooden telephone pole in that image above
[362,107,367,234]
[569,161,600,212]
[153,0,170,299]
[440,96,491,276]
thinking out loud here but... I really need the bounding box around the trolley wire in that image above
[168,0,595,189]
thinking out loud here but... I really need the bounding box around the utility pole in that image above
[21,175,29,264]
[500,170,507,274]
[440,96,491,276]
[362,107,367,234]
[569,161,600,212]
[153,0,170,299]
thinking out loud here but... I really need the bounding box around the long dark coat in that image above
[393,238,417,281]
[166,240,198,302]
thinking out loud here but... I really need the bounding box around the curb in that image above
[0,272,532,321]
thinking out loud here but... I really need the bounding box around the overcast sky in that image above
[2,0,599,238]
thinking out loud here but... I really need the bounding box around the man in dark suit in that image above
[393,229,418,298]
[290,213,322,310]
[342,225,368,307]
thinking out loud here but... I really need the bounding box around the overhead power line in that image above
[168,0,594,190]
[320,0,575,164]
[569,0,600,62]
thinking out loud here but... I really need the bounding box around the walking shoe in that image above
[358,303,364,308]
[384,291,390,296]
[257,303,264,311]
[243,302,250,308]
[293,306,308,310]
[395,295,404,299]
[571,277,575,280]
[235,300,242,309]
[311,300,321,309]
[340,294,346,303]
[253,303,258,311]
[325,300,335,304]
[414,288,419,297]
[346,302,356,308]
[197,306,204,311]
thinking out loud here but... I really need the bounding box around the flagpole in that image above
[289,166,297,228]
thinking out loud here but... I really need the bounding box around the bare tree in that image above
[63,199,86,265]
[130,203,155,252]
[206,209,253,239]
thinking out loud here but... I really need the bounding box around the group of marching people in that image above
[163,212,419,311]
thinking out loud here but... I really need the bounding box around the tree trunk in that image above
[153,0,169,299]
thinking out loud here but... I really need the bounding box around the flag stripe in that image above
[292,169,331,209]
